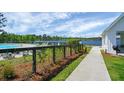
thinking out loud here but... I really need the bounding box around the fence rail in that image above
[0,44,84,74]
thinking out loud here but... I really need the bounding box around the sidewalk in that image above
[66,46,111,81]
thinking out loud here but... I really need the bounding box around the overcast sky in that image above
[4,12,121,37]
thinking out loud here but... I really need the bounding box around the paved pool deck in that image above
[66,46,111,81]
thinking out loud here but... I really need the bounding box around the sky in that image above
[4,12,121,37]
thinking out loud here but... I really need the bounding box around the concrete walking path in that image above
[66,46,111,81]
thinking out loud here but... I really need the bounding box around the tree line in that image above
[0,32,65,43]
[0,31,101,43]
[0,13,101,44]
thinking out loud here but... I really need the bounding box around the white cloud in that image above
[51,12,70,19]
[4,12,119,37]
[53,16,117,34]
[5,12,70,34]
[52,17,116,37]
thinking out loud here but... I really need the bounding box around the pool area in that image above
[0,44,21,49]
[0,43,36,49]
[0,43,36,60]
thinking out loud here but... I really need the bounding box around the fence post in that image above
[74,45,77,54]
[82,44,83,51]
[81,44,83,50]
[53,46,56,63]
[79,44,81,51]
[63,46,66,58]
[32,49,36,74]
[76,45,78,53]
[70,45,72,56]
[78,44,80,52]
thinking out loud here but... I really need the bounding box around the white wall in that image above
[106,30,116,54]
[102,16,124,54]
[102,35,105,47]
[120,33,124,45]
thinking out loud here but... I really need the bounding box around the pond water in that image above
[79,38,120,46]
[79,40,102,46]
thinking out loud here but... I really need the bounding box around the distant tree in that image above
[0,13,7,32]
[39,35,42,41]
[43,34,47,40]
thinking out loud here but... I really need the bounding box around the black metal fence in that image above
[0,44,84,74]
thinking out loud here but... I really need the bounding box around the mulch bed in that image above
[30,53,83,81]
[2,52,84,81]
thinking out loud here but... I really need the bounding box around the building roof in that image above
[102,13,124,36]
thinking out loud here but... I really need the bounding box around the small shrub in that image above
[3,64,15,80]
[23,70,32,80]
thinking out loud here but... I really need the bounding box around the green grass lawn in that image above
[101,50,124,81]
[51,46,92,81]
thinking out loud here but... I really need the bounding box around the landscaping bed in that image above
[0,51,84,81]
[31,53,82,81]
[51,46,92,81]
[0,45,91,81]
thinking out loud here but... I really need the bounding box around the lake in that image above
[79,39,102,46]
